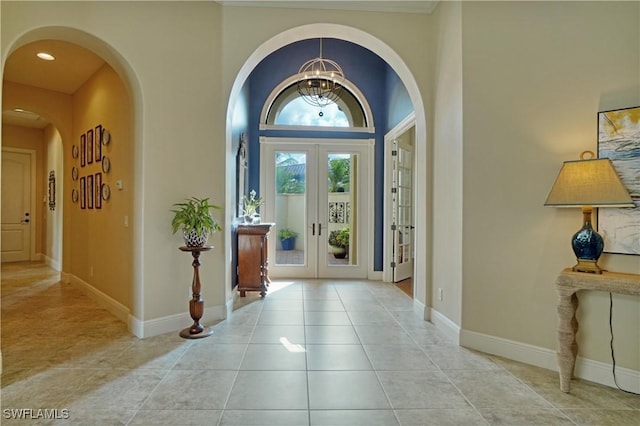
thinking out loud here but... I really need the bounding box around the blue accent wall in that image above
[244,38,413,271]
[385,63,414,131]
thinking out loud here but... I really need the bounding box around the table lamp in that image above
[544,150,634,274]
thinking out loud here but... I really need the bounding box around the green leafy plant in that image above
[328,226,349,247]
[278,228,298,240]
[242,189,264,216]
[171,197,222,236]
[328,158,350,192]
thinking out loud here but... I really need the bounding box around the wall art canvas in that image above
[597,106,640,255]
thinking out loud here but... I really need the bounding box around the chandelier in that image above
[296,39,345,108]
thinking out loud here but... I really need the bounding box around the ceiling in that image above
[2,1,438,129]
[3,40,105,129]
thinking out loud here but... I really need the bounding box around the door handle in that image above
[21,219,30,224]
[312,223,315,236]
[318,223,322,236]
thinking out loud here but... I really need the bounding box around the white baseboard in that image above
[460,329,640,393]
[134,305,226,339]
[42,254,61,271]
[415,298,427,320]
[430,308,461,344]
[69,275,130,324]
[368,270,383,281]
[67,273,226,339]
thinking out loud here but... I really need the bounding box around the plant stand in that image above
[179,245,214,339]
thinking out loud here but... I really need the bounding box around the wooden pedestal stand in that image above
[179,245,214,339]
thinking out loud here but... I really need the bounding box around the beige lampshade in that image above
[544,154,634,207]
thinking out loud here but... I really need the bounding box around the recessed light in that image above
[36,52,55,61]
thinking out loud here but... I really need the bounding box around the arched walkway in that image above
[226,23,430,310]
[2,28,144,330]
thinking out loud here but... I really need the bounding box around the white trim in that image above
[133,305,226,339]
[460,329,640,393]
[67,273,225,339]
[430,308,461,344]
[42,253,61,271]
[68,274,131,325]
[382,112,416,283]
[415,297,427,320]
[260,136,374,147]
[260,124,375,134]
[387,112,417,139]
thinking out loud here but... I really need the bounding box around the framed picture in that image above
[80,176,86,209]
[87,174,94,209]
[95,172,102,209]
[80,134,86,167]
[597,106,640,255]
[95,125,102,162]
[87,129,94,164]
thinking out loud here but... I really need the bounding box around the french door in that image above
[391,137,414,282]
[261,138,372,278]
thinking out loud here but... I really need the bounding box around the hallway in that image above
[1,263,638,425]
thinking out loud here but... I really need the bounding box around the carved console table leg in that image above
[555,268,639,393]
[179,246,214,339]
[557,292,579,392]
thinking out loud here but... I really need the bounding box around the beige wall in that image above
[44,124,63,269]
[431,1,464,325]
[460,1,639,369]
[71,64,133,309]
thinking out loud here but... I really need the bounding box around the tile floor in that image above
[1,262,638,425]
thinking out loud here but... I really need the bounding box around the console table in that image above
[237,223,274,297]
[555,268,639,392]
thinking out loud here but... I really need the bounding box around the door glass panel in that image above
[274,152,306,266]
[326,153,357,267]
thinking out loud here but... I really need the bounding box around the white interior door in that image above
[262,139,371,279]
[2,149,35,262]
[391,137,414,282]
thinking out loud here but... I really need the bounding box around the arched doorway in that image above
[226,24,430,308]
[1,30,143,334]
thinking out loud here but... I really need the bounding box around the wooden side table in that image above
[179,245,214,339]
[237,223,274,297]
[555,268,639,392]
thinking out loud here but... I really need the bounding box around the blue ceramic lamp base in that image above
[571,207,604,274]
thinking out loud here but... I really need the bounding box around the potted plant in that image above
[242,189,264,223]
[328,226,349,258]
[171,197,222,247]
[278,228,298,251]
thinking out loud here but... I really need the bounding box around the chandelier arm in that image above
[296,38,345,108]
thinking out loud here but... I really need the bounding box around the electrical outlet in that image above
[438,288,444,301]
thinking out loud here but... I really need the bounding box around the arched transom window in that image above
[265,82,368,128]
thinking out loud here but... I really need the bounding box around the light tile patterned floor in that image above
[1,262,638,425]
